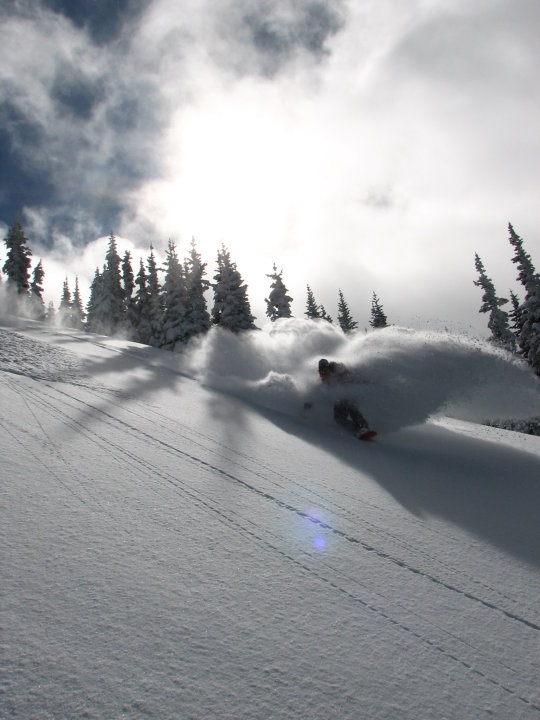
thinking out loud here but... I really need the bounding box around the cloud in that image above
[39,0,150,45]
[0,1,171,240]
[50,63,106,120]
[1,0,538,333]
[212,0,346,78]
[0,0,346,245]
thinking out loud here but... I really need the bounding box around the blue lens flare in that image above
[314,536,326,550]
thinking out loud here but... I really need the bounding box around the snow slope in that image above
[1,319,539,720]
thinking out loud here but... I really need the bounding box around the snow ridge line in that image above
[43,382,540,636]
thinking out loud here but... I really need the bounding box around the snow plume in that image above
[0,283,43,322]
[183,319,539,434]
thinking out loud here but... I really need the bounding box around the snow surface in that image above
[1,317,539,719]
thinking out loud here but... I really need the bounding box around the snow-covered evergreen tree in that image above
[160,240,187,350]
[71,276,86,329]
[305,285,321,320]
[146,245,164,346]
[337,290,357,333]
[2,216,32,302]
[508,223,540,373]
[134,258,152,344]
[370,292,388,329]
[122,250,135,301]
[86,267,107,334]
[181,238,211,343]
[122,250,137,337]
[509,290,523,335]
[101,232,125,334]
[473,254,515,351]
[212,245,256,332]
[29,259,46,319]
[58,277,73,326]
[265,265,293,321]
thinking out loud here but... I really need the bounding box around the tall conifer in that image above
[71,276,86,329]
[122,250,136,336]
[305,285,321,320]
[102,232,125,333]
[134,258,152,344]
[508,223,539,373]
[212,245,256,332]
[146,245,163,345]
[59,278,73,326]
[370,292,388,329]
[182,238,211,342]
[337,290,357,333]
[265,265,293,321]
[473,254,515,351]
[161,240,186,349]
[30,260,46,319]
[2,215,32,299]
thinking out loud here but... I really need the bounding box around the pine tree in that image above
[509,290,523,335]
[122,250,137,336]
[58,277,73,326]
[508,223,540,373]
[101,232,125,334]
[370,292,388,329]
[71,276,86,329]
[265,264,293,321]
[319,305,333,323]
[182,238,211,343]
[146,245,164,345]
[473,254,515,351]
[337,290,358,333]
[134,258,152,344]
[86,267,106,333]
[212,245,256,332]
[305,285,321,320]
[29,259,46,319]
[160,240,187,350]
[2,215,32,299]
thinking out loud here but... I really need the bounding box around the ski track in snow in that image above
[44,376,538,620]
[4,379,539,707]
[1,324,539,719]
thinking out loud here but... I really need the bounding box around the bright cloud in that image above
[1,0,538,331]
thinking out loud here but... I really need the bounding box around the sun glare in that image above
[157,83,323,267]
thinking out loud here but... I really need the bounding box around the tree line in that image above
[2,216,538,375]
[1,217,389,343]
[473,223,539,375]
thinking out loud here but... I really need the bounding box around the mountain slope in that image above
[1,321,539,719]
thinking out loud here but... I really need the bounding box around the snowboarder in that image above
[317,358,376,440]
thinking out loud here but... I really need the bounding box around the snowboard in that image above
[358,430,378,442]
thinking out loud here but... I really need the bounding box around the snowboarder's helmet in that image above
[319,358,330,371]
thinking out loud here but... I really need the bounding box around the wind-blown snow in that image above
[184,318,539,433]
[1,317,539,720]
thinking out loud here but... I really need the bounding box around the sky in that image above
[1,0,539,332]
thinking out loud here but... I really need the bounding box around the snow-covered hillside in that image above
[1,318,539,719]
